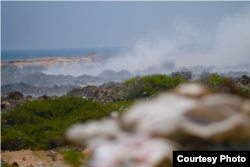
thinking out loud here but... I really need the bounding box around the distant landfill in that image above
[1,52,250,113]
[1,73,250,114]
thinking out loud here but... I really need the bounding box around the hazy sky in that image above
[1,1,250,50]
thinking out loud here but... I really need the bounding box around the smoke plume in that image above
[43,5,250,76]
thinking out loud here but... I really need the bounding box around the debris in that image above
[236,75,250,87]
[66,86,98,98]
[21,156,26,161]
[46,153,56,158]
[65,83,250,167]
[4,91,24,100]
[66,85,125,104]
[1,91,59,113]
[50,150,57,154]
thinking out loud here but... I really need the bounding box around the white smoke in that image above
[43,5,250,77]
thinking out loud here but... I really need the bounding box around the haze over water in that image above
[2,1,250,75]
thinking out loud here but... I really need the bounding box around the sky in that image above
[1,1,250,51]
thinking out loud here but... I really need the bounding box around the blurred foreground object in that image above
[65,83,250,167]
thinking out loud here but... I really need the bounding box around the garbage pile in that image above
[1,91,58,113]
[236,75,250,88]
[66,85,125,104]
[65,83,250,167]
[91,86,124,103]
[1,82,77,97]
[4,91,24,100]
[66,86,98,98]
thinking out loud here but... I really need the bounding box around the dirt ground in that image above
[1,149,65,167]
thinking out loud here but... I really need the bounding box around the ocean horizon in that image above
[1,47,131,60]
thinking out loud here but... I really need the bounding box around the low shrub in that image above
[1,97,115,150]
[122,74,186,99]
[201,73,250,98]
[63,149,85,167]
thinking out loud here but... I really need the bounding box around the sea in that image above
[1,47,131,60]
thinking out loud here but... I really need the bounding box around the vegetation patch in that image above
[63,149,85,167]
[200,73,250,98]
[122,74,187,99]
[2,73,249,152]
[1,97,116,150]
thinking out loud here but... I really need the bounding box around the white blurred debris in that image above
[65,83,250,167]
[122,93,198,137]
[65,118,127,150]
[89,134,175,167]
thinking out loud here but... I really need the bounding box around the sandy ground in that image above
[1,149,65,167]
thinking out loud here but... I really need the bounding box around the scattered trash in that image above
[46,153,56,158]
[67,85,126,104]
[50,150,57,154]
[236,75,250,87]
[1,91,61,113]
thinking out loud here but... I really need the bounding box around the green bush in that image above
[201,73,227,89]
[208,73,226,85]
[122,74,186,98]
[1,129,22,151]
[63,149,85,167]
[1,162,16,167]
[201,73,250,98]
[1,97,115,150]
[238,86,250,98]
